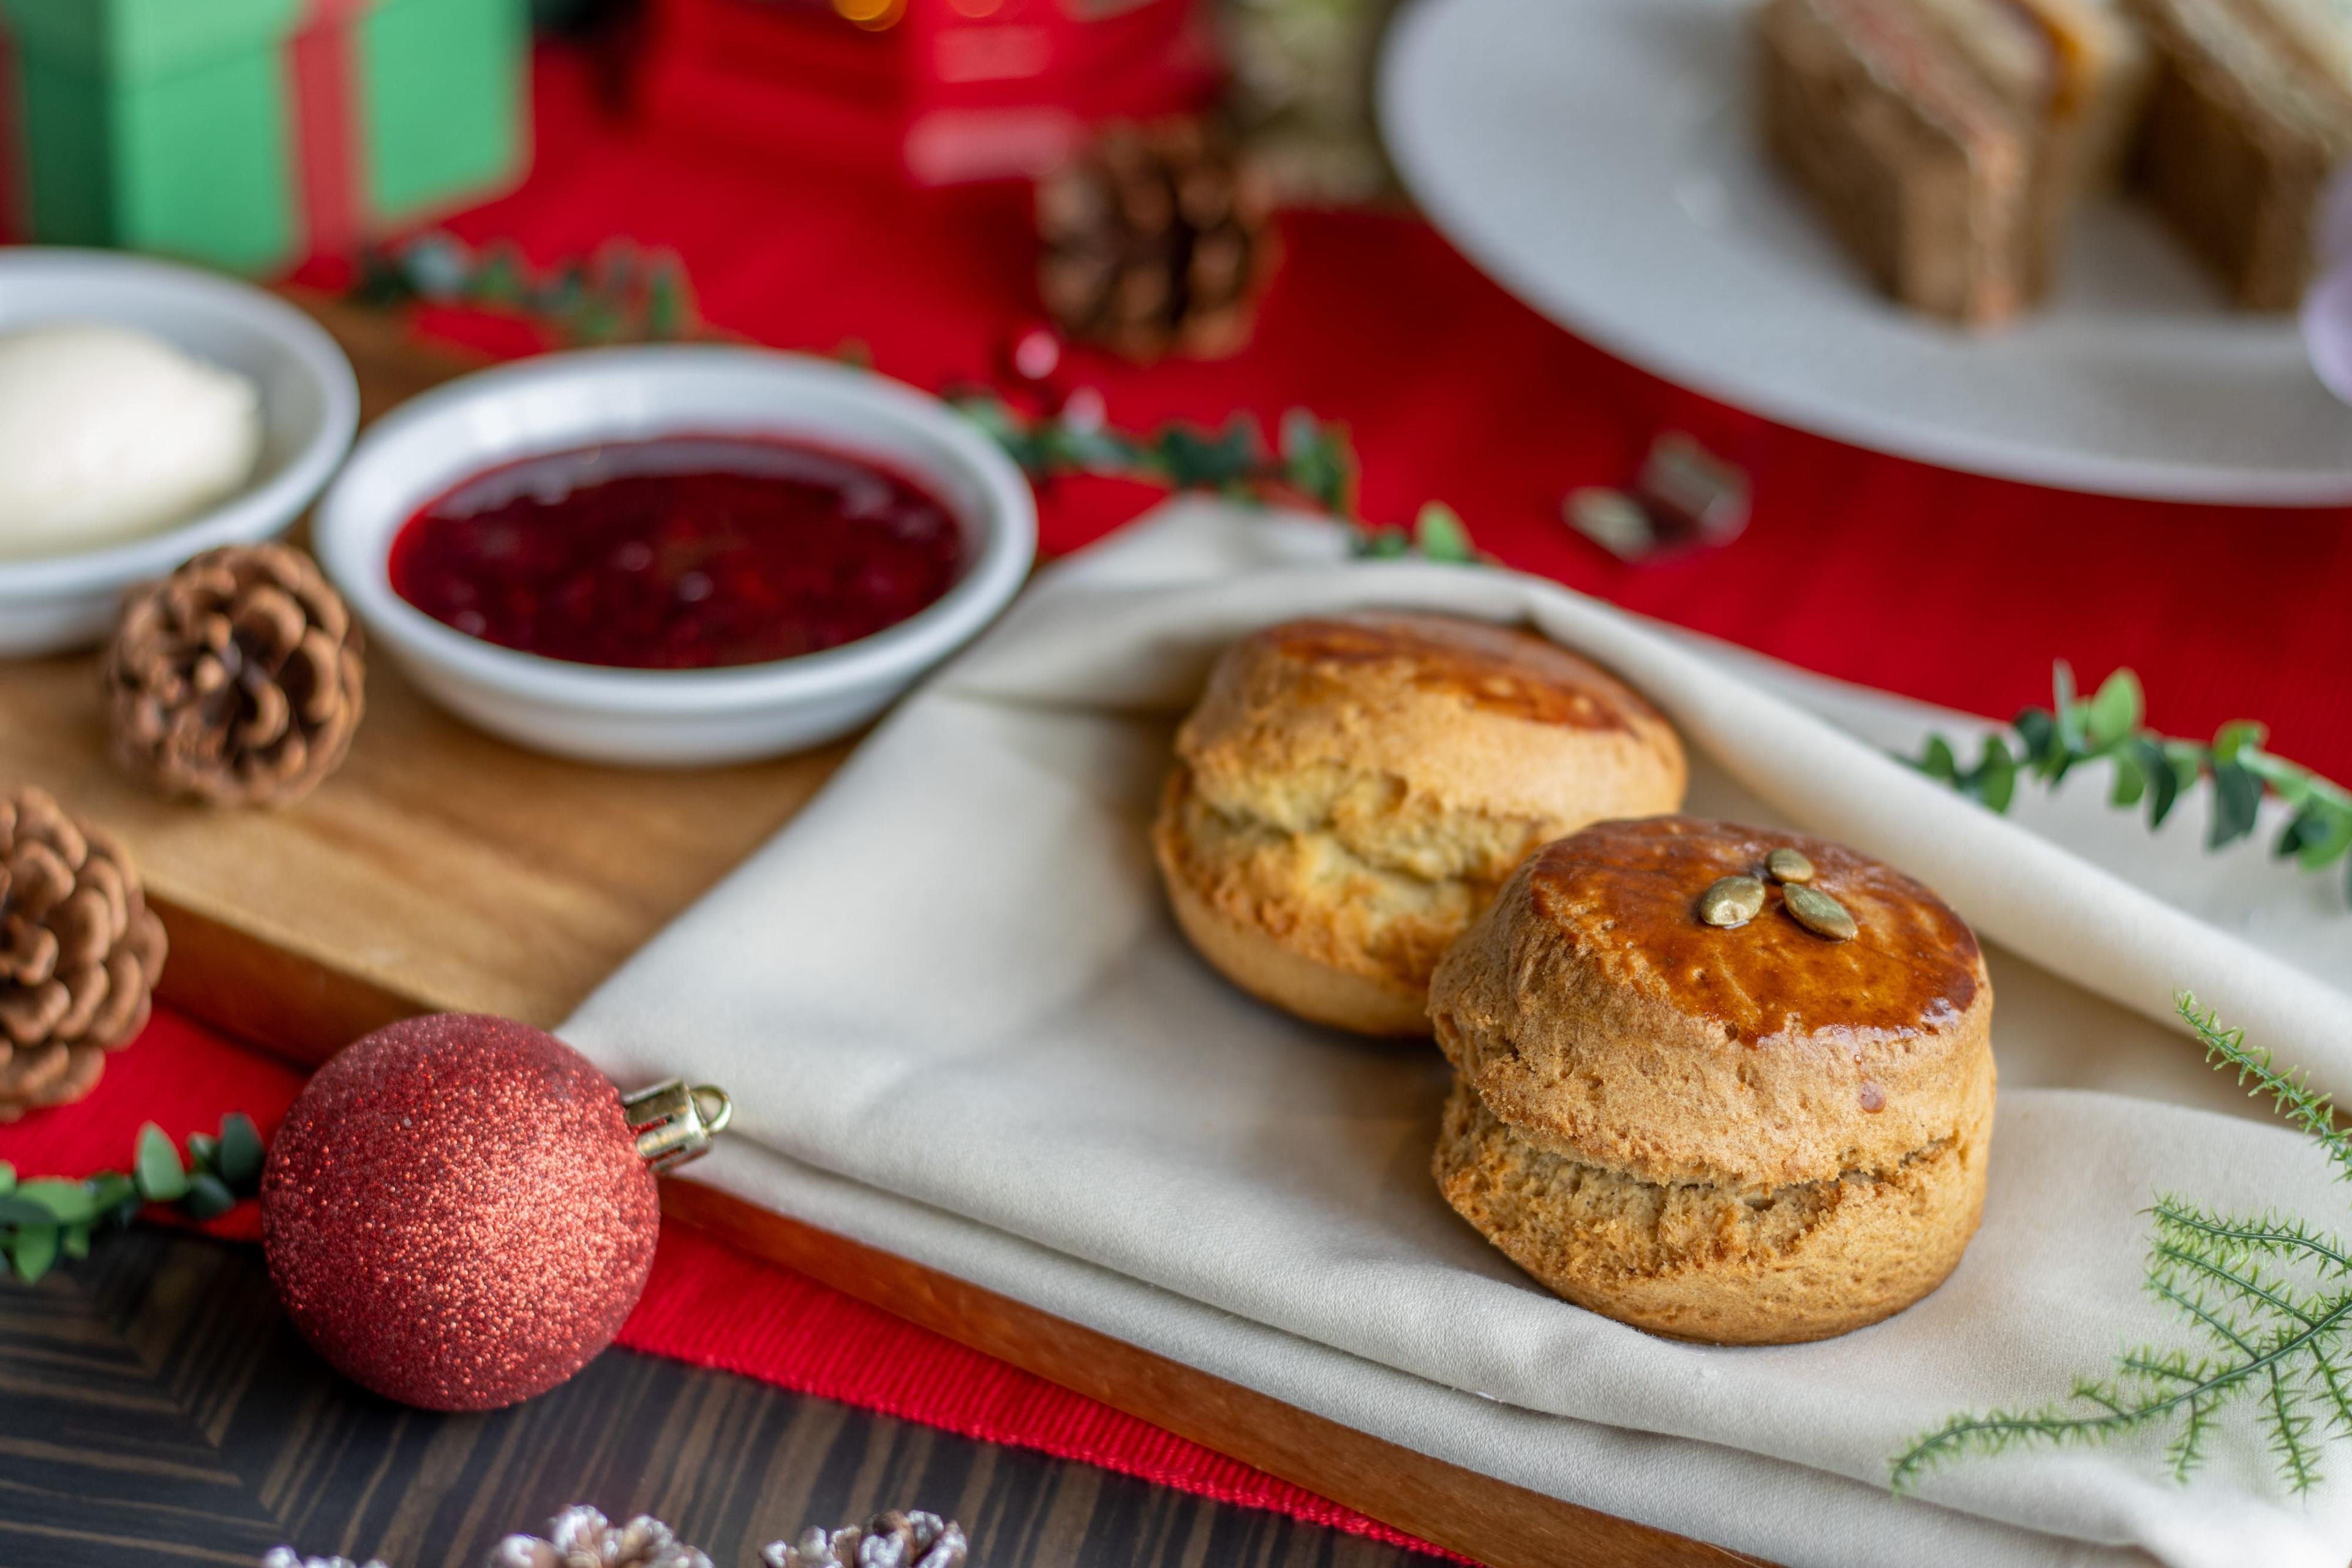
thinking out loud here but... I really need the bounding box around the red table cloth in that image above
[10,39,2352,1563]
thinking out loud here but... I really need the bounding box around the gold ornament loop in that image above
[690,1085,733,1139]
[622,1079,734,1172]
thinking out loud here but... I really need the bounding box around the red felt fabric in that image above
[12,35,2352,1564]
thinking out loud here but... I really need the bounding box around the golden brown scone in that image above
[1428,816,1994,1344]
[1152,614,1687,1035]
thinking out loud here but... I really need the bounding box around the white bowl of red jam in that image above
[312,346,1036,766]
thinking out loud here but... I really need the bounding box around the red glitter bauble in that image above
[260,1013,660,1411]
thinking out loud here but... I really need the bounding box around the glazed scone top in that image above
[1529,818,1983,1049]
[1430,816,1993,1192]
[1176,614,1688,885]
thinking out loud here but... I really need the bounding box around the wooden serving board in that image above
[0,296,1766,1568]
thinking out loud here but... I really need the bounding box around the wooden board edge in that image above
[658,1177,1777,1568]
[149,897,434,1067]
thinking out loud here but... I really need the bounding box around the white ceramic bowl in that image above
[0,249,360,655]
[312,345,1038,766]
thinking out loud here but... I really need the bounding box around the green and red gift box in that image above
[0,0,530,274]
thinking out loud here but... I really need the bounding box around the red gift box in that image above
[637,0,1221,186]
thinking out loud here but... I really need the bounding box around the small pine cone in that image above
[0,785,168,1123]
[104,543,366,809]
[1038,118,1278,362]
[761,1510,967,1568]
[487,1506,712,1568]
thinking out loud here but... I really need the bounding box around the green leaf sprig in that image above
[352,233,706,347]
[948,391,1483,564]
[1355,502,1481,564]
[0,1114,265,1284]
[949,392,1359,511]
[1910,663,2352,894]
[1892,997,2352,1494]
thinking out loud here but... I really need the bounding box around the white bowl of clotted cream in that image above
[0,249,359,657]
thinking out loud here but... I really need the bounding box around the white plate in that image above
[1379,0,2352,505]
[0,249,358,654]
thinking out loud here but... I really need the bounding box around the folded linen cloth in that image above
[565,499,2352,1568]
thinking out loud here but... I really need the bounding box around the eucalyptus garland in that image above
[0,1114,264,1283]
[948,392,1352,512]
[1894,997,2352,1494]
[1910,663,2352,894]
[353,233,705,347]
[947,391,1481,562]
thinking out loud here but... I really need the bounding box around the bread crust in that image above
[1153,614,1687,1035]
[1427,816,1995,1343]
[1433,1075,1990,1344]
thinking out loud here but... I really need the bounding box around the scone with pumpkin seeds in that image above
[1428,816,1996,1344]
[1150,612,1686,1035]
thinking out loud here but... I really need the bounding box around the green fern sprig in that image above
[2188,1003,2352,1181]
[1907,663,2352,897]
[1891,995,2352,1494]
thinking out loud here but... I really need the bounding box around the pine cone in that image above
[0,785,167,1123]
[1038,119,1278,362]
[761,1510,967,1568]
[488,1506,712,1568]
[104,544,366,809]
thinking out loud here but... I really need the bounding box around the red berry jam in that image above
[386,435,966,670]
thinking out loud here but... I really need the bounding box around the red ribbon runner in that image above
[0,0,369,258]
[0,20,23,242]
[290,0,380,260]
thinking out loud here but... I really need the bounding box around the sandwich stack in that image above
[1758,0,2352,322]
[2134,0,2352,306]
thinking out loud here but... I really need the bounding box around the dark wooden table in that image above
[1,1230,1433,1568]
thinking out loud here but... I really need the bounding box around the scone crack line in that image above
[1482,1090,1962,1198]
[1435,1003,1986,1189]
[1438,1081,1973,1276]
[1177,809,1488,907]
[1182,767,1561,888]
[1507,1133,1962,1226]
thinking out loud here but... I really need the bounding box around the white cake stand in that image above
[1379,0,2352,505]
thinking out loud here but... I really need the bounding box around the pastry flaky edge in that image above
[1425,826,1997,1345]
[1150,614,1687,1037]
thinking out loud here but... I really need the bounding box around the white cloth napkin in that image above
[565,499,2352,1568]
